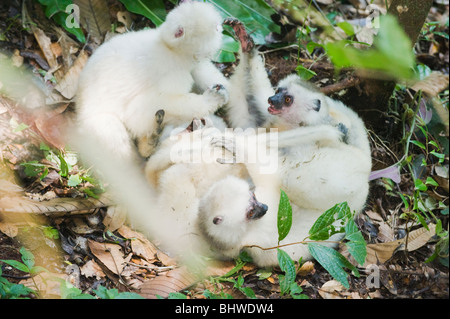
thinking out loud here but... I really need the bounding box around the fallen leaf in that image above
[73,0,111,42]
[118,225,158,262]
[318,280,345,299]
[104,205,128,232]
[138,266,199,299]
[364,240,404,266]
[87,239,129,275]
[31,26,63,81]
[54,50,89,99]
[411,71,449,97]
[401,224,436,252]
[80,259,105,280]
[0,221,18,237]
[297,261,315,276]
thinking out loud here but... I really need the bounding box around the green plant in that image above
[325,14,416,81]
[0,267,35,299]
[34,0,85,42]
[1,247,48,298]
[275,196,367,289]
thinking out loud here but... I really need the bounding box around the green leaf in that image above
[213,33,240,63]
[19,247,34,270]
[296,65,317,81]
[307,243,358,289]
[344,219,367,266]
[57,152,69,177]
[325,14,415,80]
[308,202,351,241]
[277,190,293,243]
[0,259,29,273]
[289,282,308,299]
[68,174,82,187]
[118,0,166,26]
[277,249,296,295]
[337,21,355,36]
[425,176,439,187]
[43,226,60,239]
[414,179,428,191]
[36,0,85,42]
[20,161,46,178]
[29,266,49,275]
[207,0,280,45]
[167,292,188,299]
[410,140,426,150]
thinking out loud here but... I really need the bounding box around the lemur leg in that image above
[137,109,166,159]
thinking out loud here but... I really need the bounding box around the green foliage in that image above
[277,249,307,298]
[20,143,105,199]
[325,14,416,80]
[0,267,35,299]
[277,190,292,243]
[1,247,48,276]
[393,91,449,267]
[34,0,85,43]
[117,0,166,26]
[308,202,351,241]
[276,192,367,289]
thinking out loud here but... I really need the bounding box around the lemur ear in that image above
[174,26,184,38]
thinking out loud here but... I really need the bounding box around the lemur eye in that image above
[213,216,223,225]
[285,96,292,104]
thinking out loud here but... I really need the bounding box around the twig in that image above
[320,76,360,95]
[125,261,175,274]
[244,239,342,251]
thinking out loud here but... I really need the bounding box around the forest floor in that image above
[0,0,448,299]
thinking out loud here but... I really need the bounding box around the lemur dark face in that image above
[267,87,293,115]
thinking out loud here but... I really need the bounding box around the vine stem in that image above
[244,240,342,251]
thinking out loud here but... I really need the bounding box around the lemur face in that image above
[267,87,293,115]
[268,84,325,126]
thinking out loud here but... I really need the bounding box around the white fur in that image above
[75,1,228,165]
[197,173,341,267]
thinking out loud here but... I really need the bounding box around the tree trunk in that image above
[341,0,434,130]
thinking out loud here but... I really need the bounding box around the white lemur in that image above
[267,74,371,157]
[220,20,371,213]
[197,174,342,267]
[75,1,229,165]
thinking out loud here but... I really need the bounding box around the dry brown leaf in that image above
[401,224,436,252]
[80,259,105,280]
[88,239,130,275]
[117,225,158,262]
[138,266,199,299]
[365,210,384,222]
[0,191,114,216]
[364,240,404,266]
[377,222,395,242]
[54,50,89,99]
[31,26,63,81]
[411,71,449,97]
[103,205,128,232]
[73,0,111,41]
[0,221,18,237]
[157,250,177,267]
[318,280,345,299]
[297,261,315,276]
